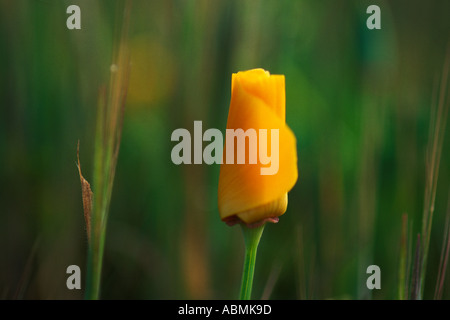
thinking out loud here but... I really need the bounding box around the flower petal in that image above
[232,69,285,120]
[218,74,298,224]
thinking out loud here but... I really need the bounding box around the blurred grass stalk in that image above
[398,213,411,300]
[84,1,131,300]
[398,47,449,300]
[418,47,449,299]
[434,192,450,299]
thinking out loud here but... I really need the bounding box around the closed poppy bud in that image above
[218,68,298,226]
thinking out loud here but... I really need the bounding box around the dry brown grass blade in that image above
[77,140,93,242]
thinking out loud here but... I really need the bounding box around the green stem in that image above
[239,224,265,300]
[85,225,106,300]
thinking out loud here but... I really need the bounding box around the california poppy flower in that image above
[218,69,298,226]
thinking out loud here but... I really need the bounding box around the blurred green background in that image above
[0,0,449,299]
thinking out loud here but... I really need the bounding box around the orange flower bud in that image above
[218,69,298,226]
